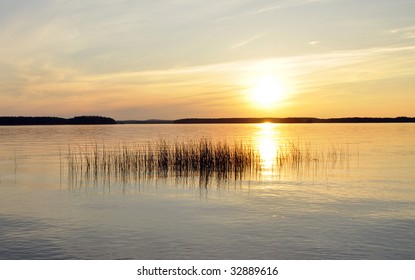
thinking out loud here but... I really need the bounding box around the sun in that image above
[251,75,286,107]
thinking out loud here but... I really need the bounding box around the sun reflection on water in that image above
[256,123,279,176]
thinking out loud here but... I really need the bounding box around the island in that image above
[0,116,116,125]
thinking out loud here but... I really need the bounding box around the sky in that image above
[0,0,414,120]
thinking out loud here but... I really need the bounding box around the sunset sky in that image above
[0,0,414,120]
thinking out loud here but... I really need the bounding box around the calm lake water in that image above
[0,123,414,259]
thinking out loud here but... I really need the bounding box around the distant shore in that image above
[0,116,116,126]
[1,116,414,126]
[121,117,415,124]
[172,117,415,124]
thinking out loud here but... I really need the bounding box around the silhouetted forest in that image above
[174,117,415,124]
[117,119,173,124]
[2,116,414,125]
[0,116,116,125]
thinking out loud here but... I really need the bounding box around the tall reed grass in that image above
[272,140,354,179]
[66,138,355,187]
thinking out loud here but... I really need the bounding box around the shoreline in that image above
[1,116,414,125]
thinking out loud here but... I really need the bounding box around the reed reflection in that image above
[65,138,261,190]
[65,132,356,192]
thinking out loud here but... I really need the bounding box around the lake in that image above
[0,123,414,259]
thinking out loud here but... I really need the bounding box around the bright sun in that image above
[251,76,286,107]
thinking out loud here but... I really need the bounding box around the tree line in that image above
[173,117,415,124]
[0,116,116,125]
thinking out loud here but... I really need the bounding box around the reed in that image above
[273,140,352,178]
[66,138,354,186]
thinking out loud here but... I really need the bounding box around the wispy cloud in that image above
[1,0,414,118]
[249,4,280,15]
[388,25,415,39]
[308,40,321,46]
[229,32,269,49]
[1,43,414,118]
[214,2,280,22]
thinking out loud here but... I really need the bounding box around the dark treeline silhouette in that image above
[67,116,116,125]
[174,117,415,124]
[2,116,414,125]
[117,119,173,124]
[0,116,116,126]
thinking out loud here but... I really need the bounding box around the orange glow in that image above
[256,123,279,175]
[251,75,286,108]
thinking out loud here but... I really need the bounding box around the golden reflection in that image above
[256,123,279,174]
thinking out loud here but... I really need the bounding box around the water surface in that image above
[0,124,414,259]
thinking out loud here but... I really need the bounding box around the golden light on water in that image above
[256,123,279,173]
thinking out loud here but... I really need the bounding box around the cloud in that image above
[229,32,269,49]
[388,25,415,39]
[214,2,280,22]
[249,4,280,15]
[2,43,414,100]
[308,40,321,46]
[1,0,414,118]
